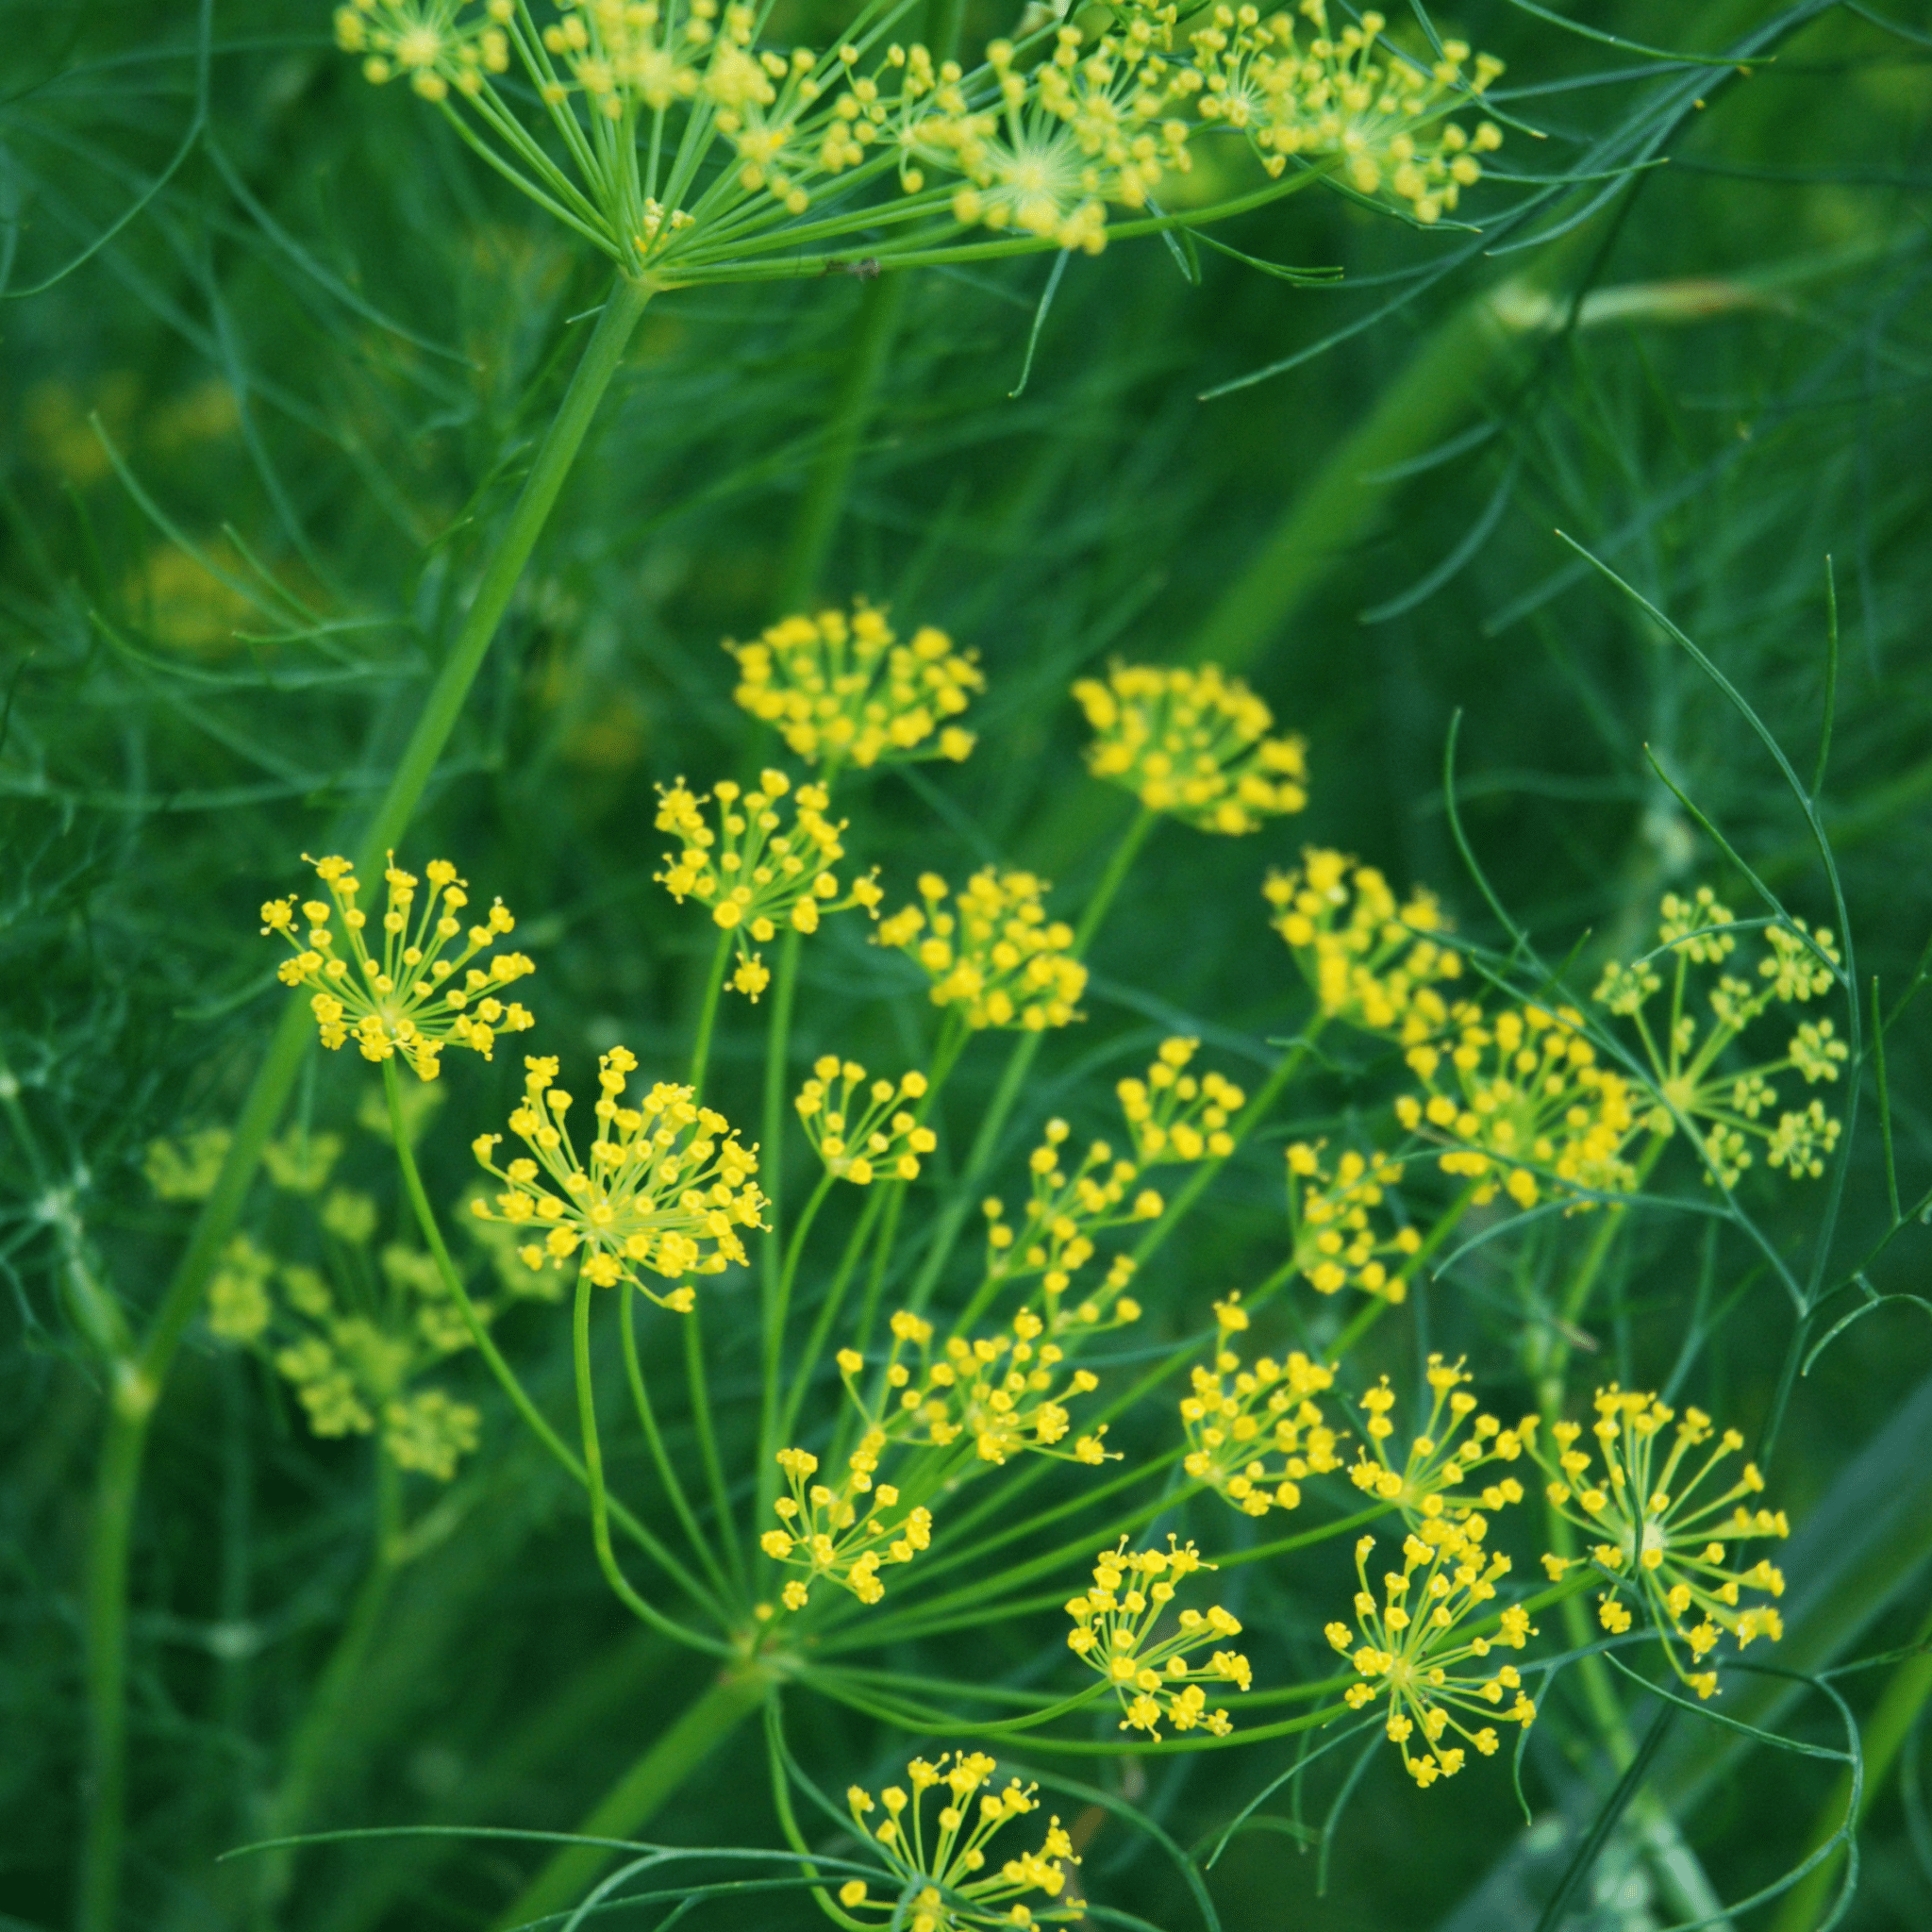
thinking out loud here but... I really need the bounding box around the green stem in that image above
[574,1274,729,1651]
[256,1454,405,1913]
[1769,1596,1932,1932]
[775,274,908,610]
[75,268,656,1932]
[759,925,804,1303]
[491,1665,774,1932]
[688,927,734,1103]
[683,1304,746,1598]
[386,1063,726,1641]
[620,1283,737,1607]
[758,1171,833,1531]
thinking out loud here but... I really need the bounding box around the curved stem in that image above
[76,269,656,1932]
[683,1306,746,1601]
[387,1062,726,1639]
[574,1272,731,1655]
[620,1283,737,1606]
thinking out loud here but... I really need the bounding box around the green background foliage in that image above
[4,2,1931,1930]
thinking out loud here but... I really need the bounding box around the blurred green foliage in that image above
[4,3,1932,1931]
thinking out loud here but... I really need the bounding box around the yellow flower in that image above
[1181,1296,1340,1516]
[1116,1036,1244,1164]
[1265,849,1461,1036]
[1395,1003,1640,1209]
[1535,1387,1789,1697]
[725,601,983,770]
[1328,1519,1536,1788]
[262,1126,344,1194]
[1347,1356,1535,1526]
[1186,3,1505,224]
[981,1117,1160,1311]
[850,1305,1120,1468]
[207,1234,275,1342]
[145,1126,233,1201]
[261,854,535,1080]
[1064,1537,1252,1738]
[841,1753,1079,1929]
[876,868,1085,1030]
[470,1049,764,1308]
[762,1439,933,1609]
[1072,661,1306,833]
[1285,1141,1420,1301]
[1593,887,1846,1189]
[654,769,880,1000]
[795,1057,936,1183]
[382,1387,482,1481]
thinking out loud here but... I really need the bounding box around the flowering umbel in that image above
[1065,1537,1252,1737]
[761,1439,932,1609]
[1327,1520,1536,1787]
[1593,886,1847,1188]
[1181,1296,1341,1516]
[1536,1387,1789,1697]
[330,1,1504,279]
[841,1754,1078,1930]
[1265,848,1460,1037]
[262,855,535,1079]
[795,1058,936,1184]
[1116,1036,1243,1164]
[654,768,880,998]
[471,1050,764,1308]
[726,602,982,769]
[877,869,1086,1029]
[1072,661,1307,832]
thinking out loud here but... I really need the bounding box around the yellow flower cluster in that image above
[1594,887,1848,1189]
[876,869,1086,1030]
[1186,2,1503,223]
[145,1126,234,1201]
[208,1233,483,1480]
[1347,1357,1533,1525]
[1328,1520,1535,1788]
[725,602,982,770]
[1285,1141,1420,1301]
[1116,1036,1244,1164]
[1265,848,1460,1036]
[1395,1004,1641,1208]
[841,1754,1078,1931]
[1072,661,1307,833]
[910,26,1193,255]
[1065,1538,1252,1738]
[1181,1296,1340,1517]
[761,1439,932,1609]
[262,854,536,1080]
[333,0,509,101]
[982,1118,1162,1307]
[1536,1387,1789,1698]
[840,1306,1117,1468]
[470,1050,764,1309]
[795,1058,936,1184]
[655,769,880,999]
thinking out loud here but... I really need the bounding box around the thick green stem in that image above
[491,1666,774,1932]
[256,1455,405,1913]
[775,274,908,609]
[75,269,656,1932]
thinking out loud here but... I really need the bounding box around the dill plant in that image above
[4,4,1932,1932]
